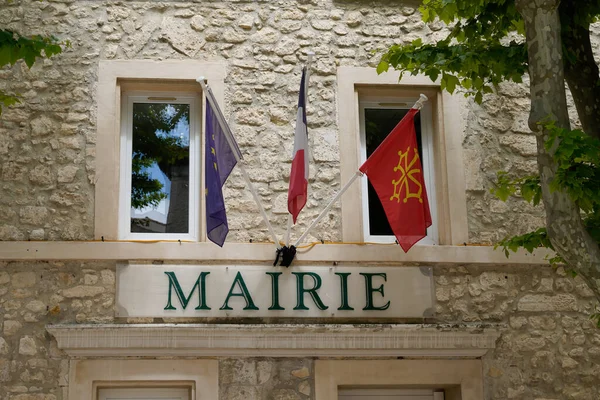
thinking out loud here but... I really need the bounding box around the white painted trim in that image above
[47,324,499,358]
[358,98,437,245]
[95,60,226,240]
[0,241,554,264]
[315,360,482,400]
[337,67,468,245]
[99,387,190,400]
[68,359,216,400]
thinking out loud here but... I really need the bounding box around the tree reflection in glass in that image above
[130,102,190,234]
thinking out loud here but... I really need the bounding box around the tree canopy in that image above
[379,0,600,316]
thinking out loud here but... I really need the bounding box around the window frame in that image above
[118,91,201,241]
[336,67,468,246]
[95,60,226,241]
[358,96,438,245]
[98,387,190,400]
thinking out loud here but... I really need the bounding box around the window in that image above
[119,92,200,240]
[336,67,468,246]
[95,60,226,241]
[359,96,437,244]
[315,360,482,400]
[99,388,190,400]
[67,359,217,400]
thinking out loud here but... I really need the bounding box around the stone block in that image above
[3,320,22,336]
[29,229,45,240]
[517,294,578,312]
[2,162,27,181]
[11,272,36,288]
[30,115,56,136]
[291,366,309,378]
[61,285,105,298]
[29,165,55,186]
[0,358,9,381]
[0,337,9,354]
[19,206,48,225]
[18,336,37,356]
[270,389,301,400]
[223,385,260,400]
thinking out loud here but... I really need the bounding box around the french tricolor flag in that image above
[287,66,309,223]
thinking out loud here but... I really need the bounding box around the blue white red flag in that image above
[205,90,241,246]
[287,67,309,223]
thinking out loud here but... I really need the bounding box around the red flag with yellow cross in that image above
[359,108,431,252]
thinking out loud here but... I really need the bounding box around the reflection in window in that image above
[364,108,422,236]
[130,103,190,234]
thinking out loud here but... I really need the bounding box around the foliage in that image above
[378,0,600,265]
[0,29,67,114]
[378,0,528,103]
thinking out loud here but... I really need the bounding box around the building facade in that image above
[0,1,598,399]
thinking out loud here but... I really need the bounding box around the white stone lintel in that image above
[47,324,500,358]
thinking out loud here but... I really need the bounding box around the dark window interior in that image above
[364,107,423,236]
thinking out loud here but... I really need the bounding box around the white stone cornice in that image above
[47,324,501,358]
[0,241,552,265]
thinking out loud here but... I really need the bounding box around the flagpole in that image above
[294,170,362,247]
[285,51,315,247]
[197,77,281,249]
[294,94,429,247]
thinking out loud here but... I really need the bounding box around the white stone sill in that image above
[47,323,500,358]
[0,241,552,265]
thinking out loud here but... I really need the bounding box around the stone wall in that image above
[0,260,599,399]
[0,0,546,244]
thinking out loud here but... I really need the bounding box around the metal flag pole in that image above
[285,51,315,247]
[294,94,429,247]
[197,77,280,250]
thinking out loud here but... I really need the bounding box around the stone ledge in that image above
[47,324,501,358]
[0,241,552,265]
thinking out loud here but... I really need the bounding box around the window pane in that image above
[130,102,190,234]
[364,108,422,236]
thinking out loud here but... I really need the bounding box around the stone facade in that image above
[0,261,599,399]
[1,1,599,400]
[0,0,546,244]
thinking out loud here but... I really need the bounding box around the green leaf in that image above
[376,60,389,75]
[445,74,459,93]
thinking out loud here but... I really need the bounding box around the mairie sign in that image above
[116,264,434,318]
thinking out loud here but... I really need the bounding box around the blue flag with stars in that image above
[205,94,241,247]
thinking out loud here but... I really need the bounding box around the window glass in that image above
[129,102,190,234]
[363,107,423,236]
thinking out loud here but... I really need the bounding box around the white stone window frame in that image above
[358,96,438,244]
[95,60,226,241]
[99,387,190,400]
[337,67,468,245]
[315,359,482,400]
[118,91,200,241]
[68,359,218,400]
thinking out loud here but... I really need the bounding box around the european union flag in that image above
[205,93,241,246]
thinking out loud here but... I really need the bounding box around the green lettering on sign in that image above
[164,271,211,310]
[292,272,329,310]
[360,273,390,311]
[220,271,259,310]
[266,272,285,310]
[335,272,354,310]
